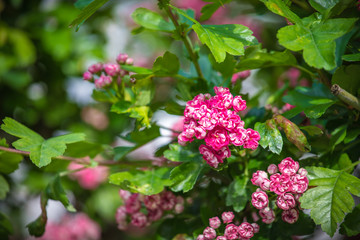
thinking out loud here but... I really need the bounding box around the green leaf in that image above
[45,176,76,212]
[332,65,360,96]
[261,0,302,25]
[1,118,85,167]
[109,168,173,195]
[193,24,257,63]
[120,65,153,74]
[274,115,311,152]
[26,193,48,237]
[113,146,134,160]
[277,16,357,70]
[0,139,23,174]
[111,101,132,114]
[236,45,297,71]
[130,125,160,145]
[340,204,360,236]
[344,128,360,144]
[64,141,105,158]
[209,53,236,79]
[129,106,152,128]
[200,0,231,21]
[300,126,323,136]
[0,175,9,200]
[299,167,360,237]
[342,53,360,62]
[226,176,248,212]
[0,212,13,239]
[329,125,347,151]
[282,83,337,119]
[170,162,204,192]
[69,0,110,30]
[309,0,354,19]
[91,89,118,103]
[333,153,353,173]
[152,51,180,76]
[131,8,175,32]
[74,0,94,9]
[163,143,203,162]
[254,119,283,155]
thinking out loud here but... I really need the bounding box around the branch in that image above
[164,6,204,79]
[331,84,360,111]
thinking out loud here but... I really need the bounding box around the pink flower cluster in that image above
[83,53,133,89]
[178,86,260,168]
[35,213,101,240]
[231,71,251,85]
[68,162,108,190]
[250,158,308,224]
[116,190,184,230]
[196,211,259,240]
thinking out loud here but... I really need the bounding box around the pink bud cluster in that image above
[36,213,101,240]
[250,158,308,224]
[196,211,259,240]
[116,190,184,230]
[68,162,108,190]
[178,86,260,168]
[83,53,134,89]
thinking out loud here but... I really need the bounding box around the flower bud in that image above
[88,63,103,73]
[209,217,221,229]
[267,164,278,175]
[83,71,93,81]
[116,53,128,64]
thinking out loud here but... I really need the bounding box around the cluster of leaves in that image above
[1,0,360,239]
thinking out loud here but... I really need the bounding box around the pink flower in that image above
[116,53,128,64]
[104,63,120,76]
[278,157,299,176]
[160,191,176,211]
[144,194,161,210]
[276,193,296,210]
[199,145,221,168]
[119,190,131,201]
[174,203,184,214]
[125,58,134,65]
[269,173,291,195]
[238,222,254,239]
[232,96,247,112]
[243,128,260,150]
[290,174,309,194]
[203,227,217,240]
[115,206,128,230]
[260,178,271,191]
[281,208,299,224]
[197,234,206,240]
[251,170,268,186]
[209,217,221,229]
[259,207,275,224]
[298,168,307,176]
[68,162,108,190]
[231,70,251,84]
[251,189,269,209]
[125,194,141,214]
[94,75,112,88]
[205,127,230,151]
[83,71,93,81]
[211,93,234,110]
[88,63,103,73]
[195,126,207,139]
[178,132,194,146]
[214,86,230,95]
[216,236,227,240]
[267,164,278,175]
[224,224,238,240]
[131,212,148,228]
[251,223,260,233]
[147,208,163,222]
[221,211,235,224]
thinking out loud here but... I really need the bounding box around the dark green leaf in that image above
[130,125,160,145]
[109,168,173,195]
[120,65,153,74]
[209,53,236,79]
[0,138,23,174]
[45,176,76,212]
[69,0,110,29]
[113,146,134,160]
[236,45,297,71]
[340,204,360,236]
[333,153,353,173]
[1,118,85,167]
[274,115,311,152]
[226,176,248,212]
[277,16,357,70]
[344,128,360,144]
[200,0,231,21]
[111,101,132,114]
[300,167,360,237]
[332,65,360,96]
[261,0,302,25]
[329,124,347,151]
[163,143,203,162]
[283,83,337,119]
[170,162,204,192]
[152,51,180,76]
[255,119,283,154]
[0,175,9,200]
[342,53,360,62]
[309,0,354,19]
[27,193,48,237]
[131,8,175,32]
[64,141,105,158]
[300,126,323,136]
[0,212,13,239]
[91,89,118,103]
[74,0,94,9]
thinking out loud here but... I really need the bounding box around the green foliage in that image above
[300,167,360,237]
[0,212,13,239]
[109,168,173,195]
[342,53,360,62]
[236,45,297,71]
[340,204,360,236]
[309,0,355,19]
[0,139,23,174]
[329,124,347,151]
[283,83,337,119]
[0,175,9,200]
[132,8,175,32]
[226,176,248,212]
[163,143,203,162]
[64,141,105,158]
[300,126,323,136]
[26,193,48,237]
[1,118,85,167]
[255,119,283,155]
[170,162,205,192]
[332,65,360,96]
[45,176,76,212]
[69,0,110,30]
[152,51,180,76]
[200,0,232,21]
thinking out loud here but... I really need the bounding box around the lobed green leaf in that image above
[254,119,283,155]
[170,162,205,192]
[0,175,9,200]
[132,8,175,32]
[226,176,249,212]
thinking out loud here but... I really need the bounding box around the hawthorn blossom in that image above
[131,212,147,228]
[281,208,299,224]
[203,227,217,239]
[276,193,296,210]
[209,217,221,229]
[251,189,269,209]
[224,224,239,240]
[222,211,235,224]
[278,157,299,176]
[238,222,255,239]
